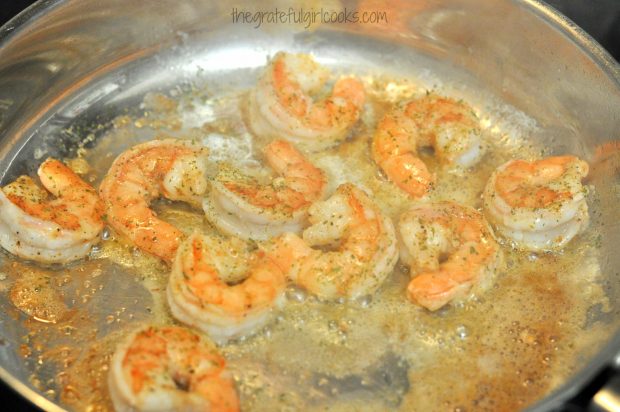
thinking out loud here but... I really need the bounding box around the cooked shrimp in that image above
[167,232,305,343]
[248,52,365,152]
[372,94,484,198]
[99,139,208,263]
[371,106,434,198]
[284,183,399,300]
[0,158,104,263]
[203,139,325,241]
[108,325,239,412]
[398,202,502,311]
[483,155,589,251]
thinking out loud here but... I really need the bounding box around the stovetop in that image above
[0,1,618,411]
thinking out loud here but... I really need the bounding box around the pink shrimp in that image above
[249,52,365,152]
[398,201,502,311]
[0,158,104,263]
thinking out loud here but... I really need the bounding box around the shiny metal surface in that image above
[589,374,620,412]
[0,0,618,410]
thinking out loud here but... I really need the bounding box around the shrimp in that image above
[203,139,326,241]
[108,325,239,412]
[167,232,306,343]
[371,106,434,198]
[283,183,399,300]
[99,139,208,263]
[0,158,104,263]
[248,52,366,152]
[372,94,485,198]
[398,202,502,311]
[483,155,589,251]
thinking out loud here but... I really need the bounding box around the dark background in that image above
[0,0,618,411]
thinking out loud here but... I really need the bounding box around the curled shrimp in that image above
[99,139,208,263]
[108,325,239,412]
[167,232,304,343]
[249,52,366,152]
[483,156,589,251]
[0,158,104,263]
[398,202,502,311]
[203,139,326,241]
[282,183,399,300]
[372,94,485,198]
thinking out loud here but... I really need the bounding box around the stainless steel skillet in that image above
[0,0,618,410]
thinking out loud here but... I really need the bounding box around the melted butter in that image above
[0,79,613,412]
[9,264,71,324]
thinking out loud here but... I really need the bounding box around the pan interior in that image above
[0,1,619,411]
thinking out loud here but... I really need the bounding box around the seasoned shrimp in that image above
[203,139,326,241]
[99,139,208,263]
[372,94,484,198]
[108,325,239,412]
[398,202,502,311]
[0,158,104,263]
[167,232,305,343]
[248,52,366,152]
[483,156,589,251]
[283,183,399,300]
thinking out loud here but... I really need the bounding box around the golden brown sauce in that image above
[0,75,611,412]
[9,263,71,324]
